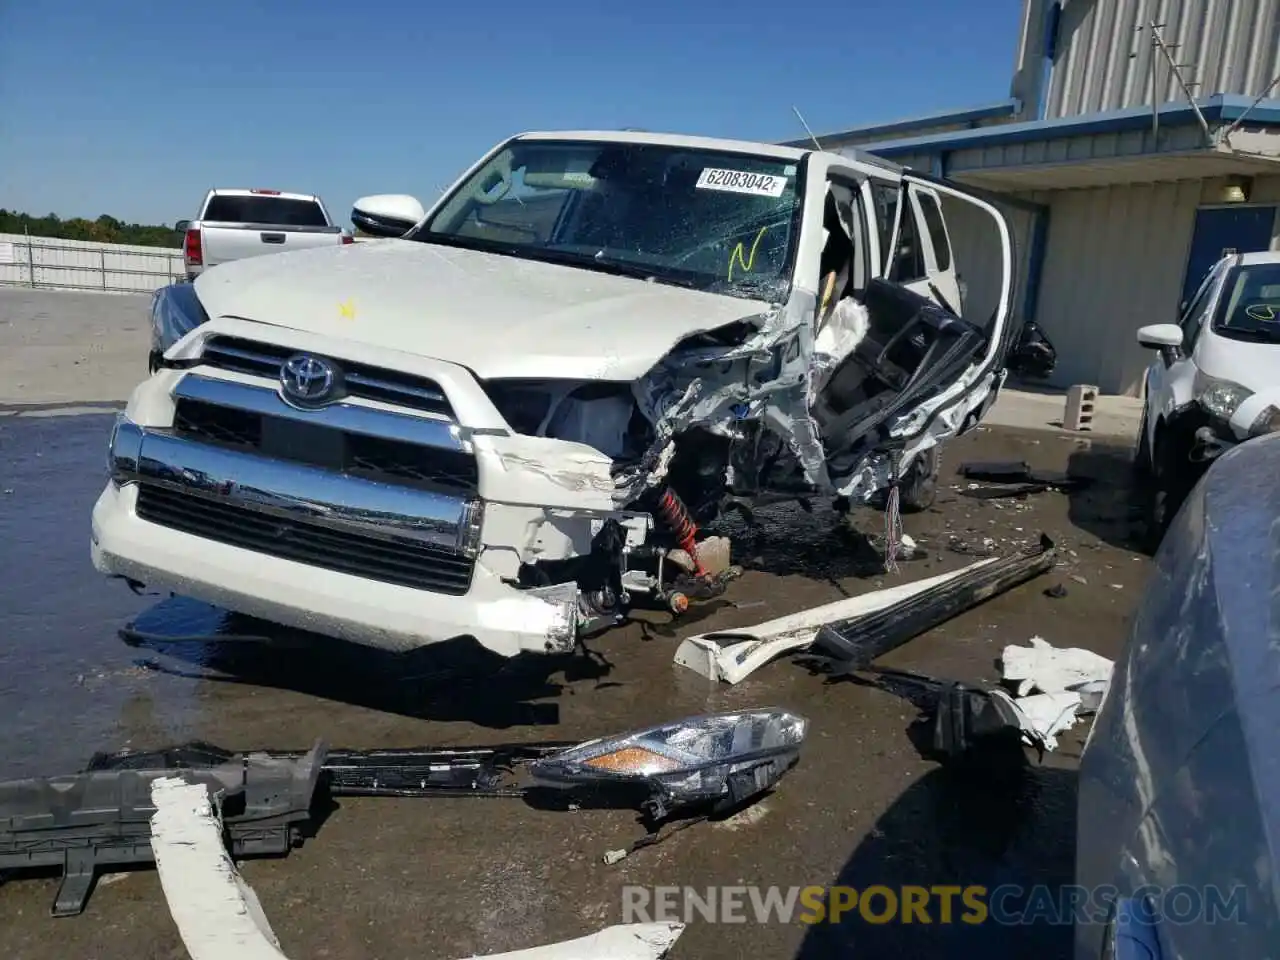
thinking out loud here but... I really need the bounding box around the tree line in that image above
[0,209,182,248]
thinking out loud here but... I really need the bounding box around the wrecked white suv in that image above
[93,130,1015,658]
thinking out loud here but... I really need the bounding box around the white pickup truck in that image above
[178,188,350,279]
[100,130,1020,659]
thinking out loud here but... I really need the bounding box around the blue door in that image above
[1181,206,1277,305]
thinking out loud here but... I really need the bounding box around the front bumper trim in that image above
[91,481,577,657]
[110,421,475,554]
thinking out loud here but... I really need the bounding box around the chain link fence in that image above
[0,232,183,295]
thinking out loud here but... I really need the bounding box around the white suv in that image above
[1136,250,1280,539]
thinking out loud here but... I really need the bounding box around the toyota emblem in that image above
[280,353,338,407]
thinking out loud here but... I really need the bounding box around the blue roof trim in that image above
[864,94,1280,157]
[781,99,1022,147]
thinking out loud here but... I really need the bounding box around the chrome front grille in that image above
[200,335,453,418]
[135,484,476,594]
[173,397,478,493]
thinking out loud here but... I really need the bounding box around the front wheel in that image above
[898,447,941,514]
[1133,406,1153,482]
[1144,431,1197,551]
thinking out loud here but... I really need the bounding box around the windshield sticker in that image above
[696,168,788,198]
[1245,303,1280,322]
[727,226,769,282]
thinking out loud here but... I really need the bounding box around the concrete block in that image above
[1063,384,1098,431]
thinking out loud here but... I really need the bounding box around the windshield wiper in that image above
[411,232,700,288]
[578,254,702,288]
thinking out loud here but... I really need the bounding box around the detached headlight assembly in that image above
[1193,370,1253,421]
[150,282,211,356]
[530,708,807,819]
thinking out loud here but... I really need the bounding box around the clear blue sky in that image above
[1,0,1022,228]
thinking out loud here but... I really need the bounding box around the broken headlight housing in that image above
[150,282,211,356]
[1193,370,1253,421]
[530,708,806,819]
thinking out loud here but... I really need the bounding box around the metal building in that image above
[788,0,1280,396]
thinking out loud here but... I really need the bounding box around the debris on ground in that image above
[674,564,977,684]
[0,741,325,917]
[999,636,1115,750]
[1044,583,1069,599]
[675,535,1057,684]
[947,535,998,557]
[532,709,806,823]
[150,773,686,960]
[2,713,805,915]
[849,666,1046,762]
[955,460,1092,497]
[813,534,1058,668]
[149,776,288,960]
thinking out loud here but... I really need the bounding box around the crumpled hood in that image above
[192,239,768,381]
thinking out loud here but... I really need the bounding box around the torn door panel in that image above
[621,173,1015,507]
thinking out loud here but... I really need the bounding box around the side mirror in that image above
[351,194,426,239]
[174,220,191,233]
[1136,323,1184,365]
[1008,321,1057,380]
[1136,323,1184,350]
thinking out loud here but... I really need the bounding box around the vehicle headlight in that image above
[1193,371,1253,420]
[151,282,211,355]
[1249,405,1280,437]
[530,708,807,819]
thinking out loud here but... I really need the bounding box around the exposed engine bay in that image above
[484,275,1001,632]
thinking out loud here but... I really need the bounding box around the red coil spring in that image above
[656,487,706,575]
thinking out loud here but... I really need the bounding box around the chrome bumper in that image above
[109,419,483,556]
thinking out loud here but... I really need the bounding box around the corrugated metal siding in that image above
[1035,180,1204,395]
[0,233,182,294]
[1046,0,1280,118]
[940,195,1039,328]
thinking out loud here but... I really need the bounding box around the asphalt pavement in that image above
[0,288,1152,959]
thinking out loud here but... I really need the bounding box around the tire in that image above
[898,446,941,514]
[1144,431,1197,551]
[1133,406,1152,482]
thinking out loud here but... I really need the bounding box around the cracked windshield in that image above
[416,140,801,300]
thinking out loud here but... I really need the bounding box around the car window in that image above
[915,191,951,272]
[817,176,869,310]
[868,180,899,274]
[1181,268,1219,350]
[418,140,803,302]
[1211,262,1280,345]
[202,196,329,227]
[889,203,927,283]
[451,168,572,245]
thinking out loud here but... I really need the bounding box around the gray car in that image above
[1075,431,1277,958]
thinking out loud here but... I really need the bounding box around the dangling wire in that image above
[883,457,904,574]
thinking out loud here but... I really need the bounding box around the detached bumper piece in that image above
[813,533,1057,667]
[851,667,1043,763]
[1,711,807,917]
[0,741,326,917]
